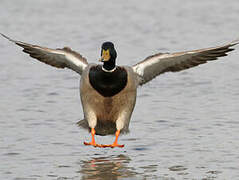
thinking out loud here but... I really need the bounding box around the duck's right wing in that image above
[132,40,238,86]
[1,33,88,75]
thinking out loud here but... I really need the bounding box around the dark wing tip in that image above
[1,33,16,43]
[1,33,26,48]
[230,39,239,46]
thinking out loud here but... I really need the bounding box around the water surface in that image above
[1,0,239,179]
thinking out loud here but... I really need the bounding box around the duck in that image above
[1,33,238,148]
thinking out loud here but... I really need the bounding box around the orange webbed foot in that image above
[83,141,103,148]
[84,128,104,147]
[101,143,125,148]
[84,129,124,148]
[100,130,124,148]
[84,142,124,148]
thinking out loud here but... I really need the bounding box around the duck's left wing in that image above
[1,33,88,75]
[132,40,239,86]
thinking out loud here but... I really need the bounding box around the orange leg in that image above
[84,128,102,147]
[101,130,124,148]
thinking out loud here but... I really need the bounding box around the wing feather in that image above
[132,40,238,85]
[1,33,88,75]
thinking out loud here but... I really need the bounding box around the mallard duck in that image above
[1,33,238,148]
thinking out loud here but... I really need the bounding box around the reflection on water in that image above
[78,155,138,180]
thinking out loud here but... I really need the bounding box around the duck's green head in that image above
[99,42,117,62]
[99,42,117,71]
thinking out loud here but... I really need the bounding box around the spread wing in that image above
[132,40,238,86]
[1,33,88,75]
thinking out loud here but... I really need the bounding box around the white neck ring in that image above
[102,66,116,72]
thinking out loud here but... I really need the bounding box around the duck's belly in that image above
[81,87,136,122]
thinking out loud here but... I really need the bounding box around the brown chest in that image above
[88,65,128,97]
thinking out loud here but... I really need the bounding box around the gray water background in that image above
[1,0,239,179]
